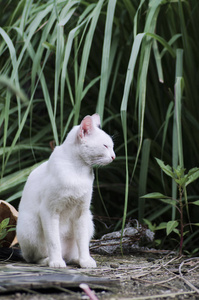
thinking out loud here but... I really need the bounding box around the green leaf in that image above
[191,200,199,206]
[159,199,177,206]
[175,177,187,186]
[173,165,185,178]
[183,231,189,237]
[166,220,179,235]
[143,219,156,232]
[7,227,16,232]
[187,167,199,176]
[141,192,169,199]
[0,229,8,240]
[155,222,167,230]
[186,170,199,186]
[0,218,10,229]
[172,228,180,236]
[155,158,174,178]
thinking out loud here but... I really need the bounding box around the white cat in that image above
[16,114,115,268]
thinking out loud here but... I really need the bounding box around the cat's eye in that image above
[103,144,108,149]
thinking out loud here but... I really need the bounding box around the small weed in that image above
[142,158,199,256]
[0,218,16,247]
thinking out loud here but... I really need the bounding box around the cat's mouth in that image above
[91,156,115,166]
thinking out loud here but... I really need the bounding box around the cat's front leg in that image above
[75,210,96,268]
[40,208,66,268]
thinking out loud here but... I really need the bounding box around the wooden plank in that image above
[0,263,117,294]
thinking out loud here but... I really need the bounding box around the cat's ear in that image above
[92,114,101,128]
[78,116,94,139]
[91,113,101,128]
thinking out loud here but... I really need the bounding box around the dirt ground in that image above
[0,251,199,300]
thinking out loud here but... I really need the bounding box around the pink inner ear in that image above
[78,116,93,138]
[92,113,101,128]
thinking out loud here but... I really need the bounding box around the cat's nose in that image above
[111,154,116,160]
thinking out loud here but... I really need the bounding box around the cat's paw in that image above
[79,257,97,268]
[49,259,66,268]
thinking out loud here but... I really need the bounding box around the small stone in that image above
[110,263,119,268]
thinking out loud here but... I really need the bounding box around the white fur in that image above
[16,114,115,268]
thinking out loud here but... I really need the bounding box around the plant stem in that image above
[179,185,184,256]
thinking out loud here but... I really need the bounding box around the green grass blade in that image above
[138,139,151,222]
[120,110,129,252]
[2,101,32,175]
[121,33,145,113]
[146,32,175,58]
[0,27,17,70]
[175,76,184,168]
[31,12,56,94]
[19,0,33,33]
[56,1,80,136]
[133,0,146,37]
[28,38,59,145]
[0,76,28,103]
[74,0,104,125]
[172,49,184,219]
[58,1,79,26]
[133,2,162,185]
[120,32,145,236]
[60,21,85,139]
[0,75,28,178]
[1,161,44,194]
[96,0,117,122]
[153,40,164,83]
[172,112,178,220]
[54,24,64,118]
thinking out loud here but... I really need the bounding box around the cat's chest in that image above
[46,152,94,202]
[63,168,92,186]
[51,166,94,201]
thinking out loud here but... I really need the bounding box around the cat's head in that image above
[77,114,115,166]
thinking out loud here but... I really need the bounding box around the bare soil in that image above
[1,252,199,300]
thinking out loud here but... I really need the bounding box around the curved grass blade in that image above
[0,76,28,104]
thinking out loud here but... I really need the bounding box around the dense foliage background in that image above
[1,0,199,254]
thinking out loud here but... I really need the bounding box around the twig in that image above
[0,248,14,262]
[132,275,178,286]
[127,290,195,300]
[179,257,199,275]
[160,257,199,295]
[178,257,199,294]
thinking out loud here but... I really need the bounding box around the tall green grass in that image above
[1,0,199,252]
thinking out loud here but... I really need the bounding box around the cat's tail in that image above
[0,247,24,262]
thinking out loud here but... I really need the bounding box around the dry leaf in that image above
[0,200,18,247]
